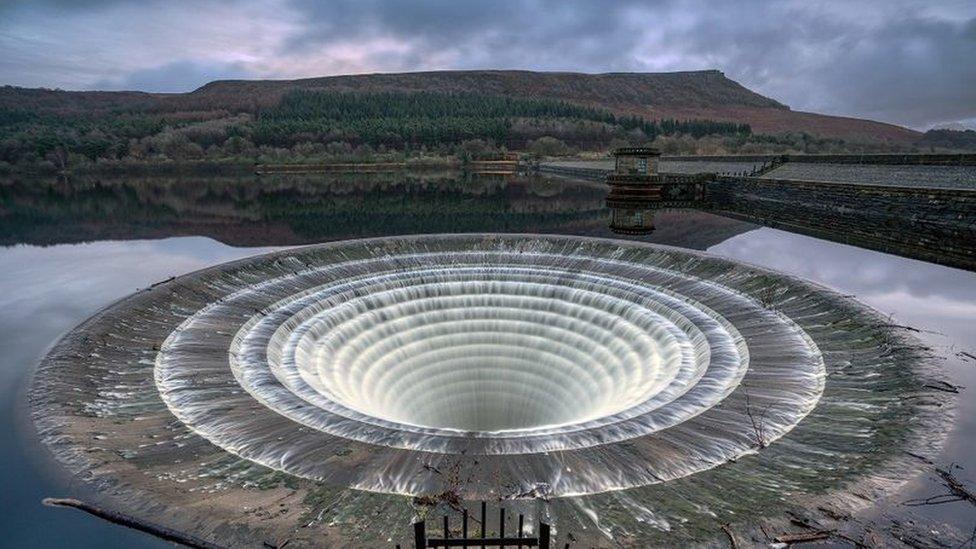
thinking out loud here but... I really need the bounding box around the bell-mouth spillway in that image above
[152,237,825,492]
[30,234,953,545]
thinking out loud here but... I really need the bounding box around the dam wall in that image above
[662,153,976,166]
[706,175,976,271]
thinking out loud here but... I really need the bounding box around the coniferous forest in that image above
[0,86,938,174]
[253,91,751,148]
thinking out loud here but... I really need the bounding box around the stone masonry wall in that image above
[706,176,976,271]
[663,153,976,166]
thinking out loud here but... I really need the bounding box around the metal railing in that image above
[397,502,560,549]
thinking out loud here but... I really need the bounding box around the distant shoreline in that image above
[255,158,518,174]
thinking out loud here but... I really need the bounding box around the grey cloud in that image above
[283,0,653,61]
[821,16,976,128]
[652,4,976,128]
[1,0,973,129]
[279,0,975,128]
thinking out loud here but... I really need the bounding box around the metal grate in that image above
[397,502,564,549]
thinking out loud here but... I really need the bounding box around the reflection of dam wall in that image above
[706,176,976,271]
[536,164,609,181]
[538,160,976,271]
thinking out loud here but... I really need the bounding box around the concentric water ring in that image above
[141,235,825,496]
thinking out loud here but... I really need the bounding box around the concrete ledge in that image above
[716,175,976,197]
[664,153,976,166]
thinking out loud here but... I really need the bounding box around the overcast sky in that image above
[1,0,973,130]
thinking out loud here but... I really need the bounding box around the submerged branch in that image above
[923,381,963,394]
[42,498,224,549]
[903,465,976,508]
[936,468,976,507]
[720,523,739,548]
[773,530,834,544]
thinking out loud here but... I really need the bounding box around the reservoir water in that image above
[2,173,973,546]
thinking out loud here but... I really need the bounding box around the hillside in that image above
[193,69,785,110]
[3,70,918,143]
[917,129,976,151]
[1,70,933,173]
[185,69,921,143]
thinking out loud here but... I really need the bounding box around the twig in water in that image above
[879,316,946,336]
[422,463,443,476]
[43,497,224,548]
[905,451,934,465]
[904,465,976,508]
[149,276,176,289]
[937,467,976,507]
[924,381,963,394]
[744,394,772,449]
[774,530,834,543]
[720,523,739,548]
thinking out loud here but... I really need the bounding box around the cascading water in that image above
[31,234,952,546]
[152,238,824,495]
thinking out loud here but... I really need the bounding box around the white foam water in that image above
[154,236,825,495]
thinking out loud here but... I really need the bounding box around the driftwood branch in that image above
[779,513,870,548]
[923,381,962,394]
[936,467,976,506]
[744,394,771,449]
[774,530,834,543]
[43,498,224,549]
[720,523,739,548]
[903,466,976,508]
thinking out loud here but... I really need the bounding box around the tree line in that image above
[253,90,751,147]
[0,88,760,171]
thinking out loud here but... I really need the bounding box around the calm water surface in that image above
[1,174,973,546]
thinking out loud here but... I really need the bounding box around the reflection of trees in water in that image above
[0,173,607,246]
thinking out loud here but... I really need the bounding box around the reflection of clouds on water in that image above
[710,227,976,339]
[711,225,976,535]
[0,237,274,549]
[0,240,206,330]
[0,238,276,385]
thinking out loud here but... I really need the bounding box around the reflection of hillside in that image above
[0,173,611,247]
